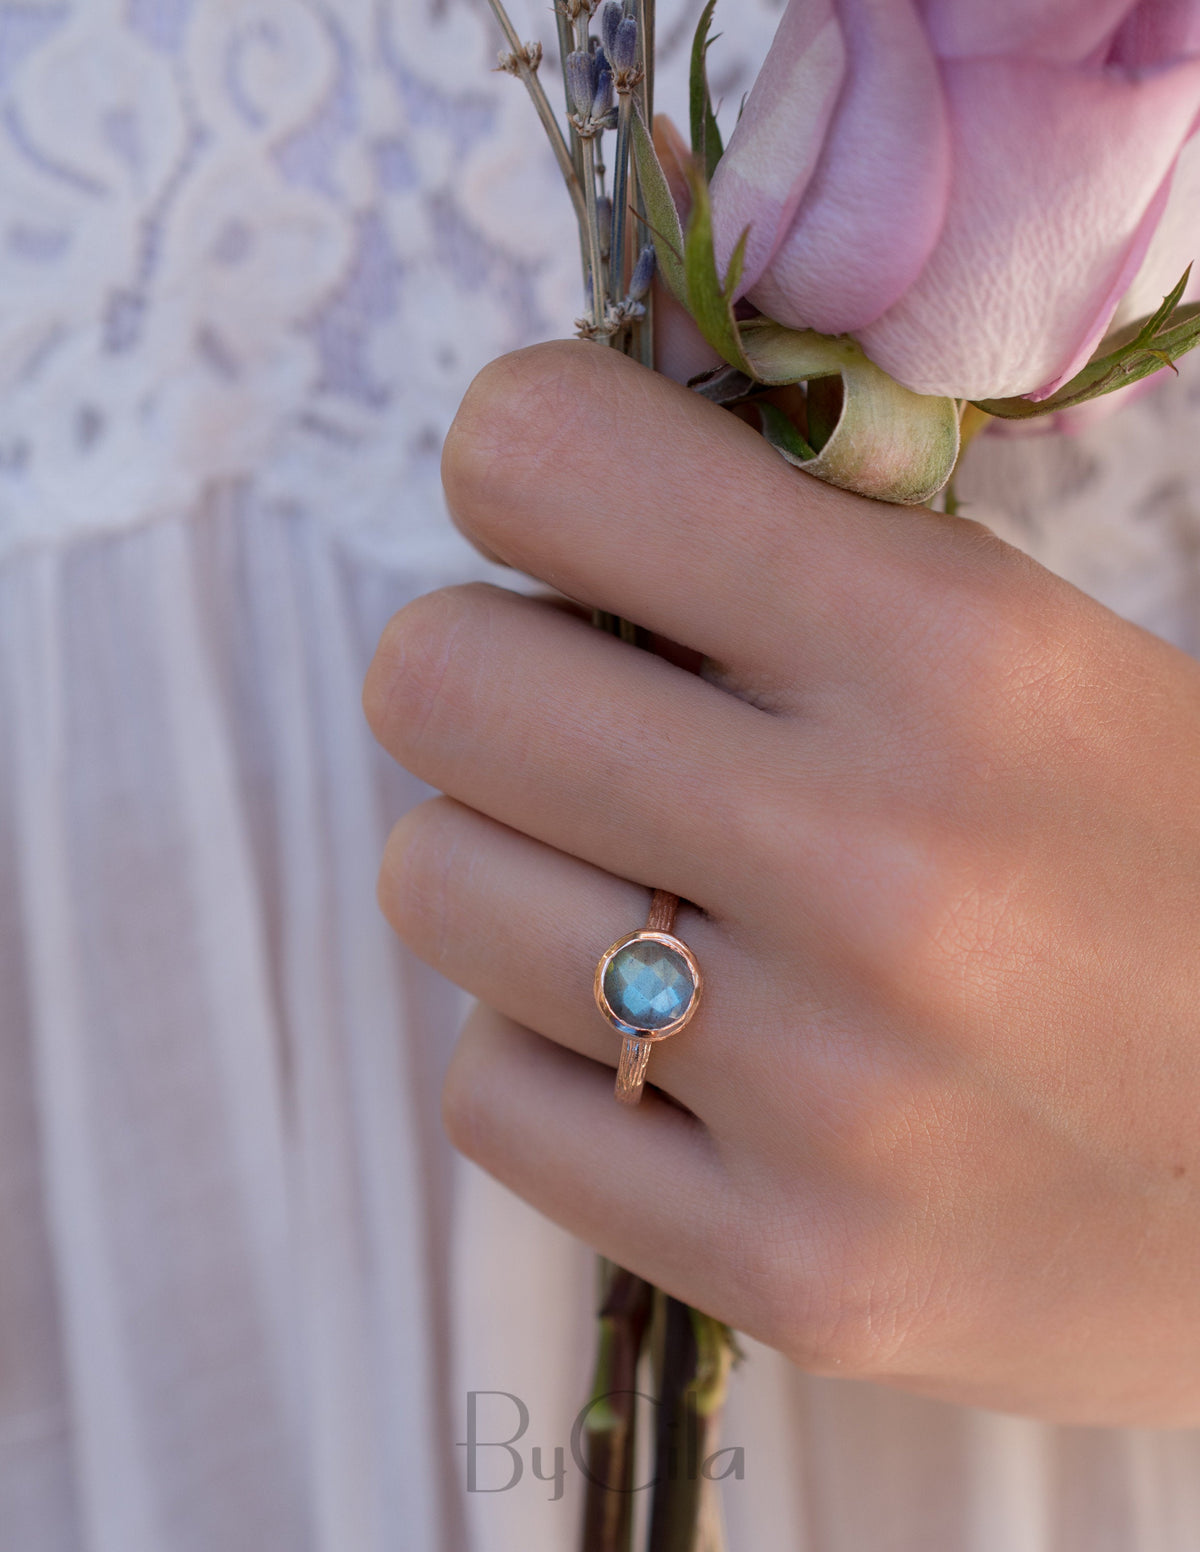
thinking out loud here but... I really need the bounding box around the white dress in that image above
[2,3,1200,1549]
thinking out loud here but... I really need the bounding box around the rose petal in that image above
[1107,0,1200,65]
[747,0,950,335]
[1028,169,1175,398]
[857,54,1200,399]
[708,0,845,293]
[917,0,1137,61]
[1037,122,1200,401]
[1110,124,1200,328]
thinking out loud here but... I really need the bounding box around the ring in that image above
[594,889,703,1105]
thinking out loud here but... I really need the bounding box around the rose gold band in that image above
[614,890,679,1106]
[614,1035,654,1104]
[644,888,679,935]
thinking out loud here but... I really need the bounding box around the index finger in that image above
[441,341,1001,698]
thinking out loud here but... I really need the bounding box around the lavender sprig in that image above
[490,5,587,242]
[606,5,643,320]
[490,0,654,343]
[566,40,618,332]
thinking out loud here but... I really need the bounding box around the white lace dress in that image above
[2,3,1200,1550]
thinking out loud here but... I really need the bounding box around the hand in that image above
[364,340,1200,1425]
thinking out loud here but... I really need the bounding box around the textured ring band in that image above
[594,890,703,1105]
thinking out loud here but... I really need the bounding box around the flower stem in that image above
[609,92,633,307]
[579,1263,655,1552]
[485,0,588,244]
[583,133,611,332]
[647,1297,736,1552]
[636,0,654,121]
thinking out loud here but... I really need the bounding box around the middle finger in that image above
[363,581,795,915]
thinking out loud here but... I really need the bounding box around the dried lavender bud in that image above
[628,244,655,301]
[592,57,613,118]
[496,41,543,74]
[566,49,595,117]
[598,0,623,60]
[611,16,637,72]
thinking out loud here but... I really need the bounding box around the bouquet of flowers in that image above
[480,0,1200,1546]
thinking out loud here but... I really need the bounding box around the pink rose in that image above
[709,0,1200,400]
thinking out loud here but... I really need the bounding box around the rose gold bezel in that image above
[593,929,703,1042]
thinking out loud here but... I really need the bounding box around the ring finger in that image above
[379,794,753,1121]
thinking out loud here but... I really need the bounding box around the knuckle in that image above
[738,1196,915,1376]
[904,553,1086,754]
[702,748,820,900]
[807,1244,925,1376]
[441,340,599,555]
[362,582,498,761]
[834,803,1043,1050]
[722,1204,815,1355]
[845,816,1006,1009]
[721,1073,959,1376]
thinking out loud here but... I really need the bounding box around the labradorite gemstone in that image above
[603,940,695,1031]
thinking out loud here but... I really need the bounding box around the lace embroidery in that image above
[0,0,768,559]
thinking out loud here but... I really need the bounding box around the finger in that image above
[380,796,750,1119]
[441,340,1002,699]
[443,1003,750,1327]
[364,582,789,912]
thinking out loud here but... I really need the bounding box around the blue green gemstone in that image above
[603,940,695,1031]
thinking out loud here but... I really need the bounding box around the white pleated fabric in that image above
[4,3,1200,1550]
[0,499,483,1551]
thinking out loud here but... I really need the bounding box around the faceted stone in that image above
[603,939,695,1031]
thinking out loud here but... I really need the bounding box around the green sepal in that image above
[738,318,961,506]
[674,186,961,504]
[975,265,1200,420]
[682,160,753,373]
[689,0,724,183]
[629,100,687,305]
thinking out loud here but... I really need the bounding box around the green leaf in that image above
[738,318,961,506]
[975,265,1200,420]
[689,0,724,183]
[682,160,753,373]
[628,101,687,305]
[756,402,816,462]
